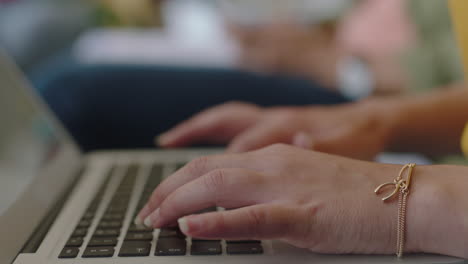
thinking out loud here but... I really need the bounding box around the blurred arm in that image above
[387,86,468,156]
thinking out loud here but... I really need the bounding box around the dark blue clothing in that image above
[35,65,348,152]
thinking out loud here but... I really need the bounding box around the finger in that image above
[177,204,306,241]
[227,120,292,153]
[157,114,229,148]
[157,103,256,148]
[137,153,249,222]
[146,168,269,228]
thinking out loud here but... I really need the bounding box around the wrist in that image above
[407,165,468,258]
[358,97,407,152]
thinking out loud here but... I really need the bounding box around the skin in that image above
[228,0,415,95]
[158,87,468,159]
[135,86,468,257]
[157,100,395,160]
[137,144,468,258]
[229,23,342,89]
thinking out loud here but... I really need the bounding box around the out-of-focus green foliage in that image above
[91,0,164,27]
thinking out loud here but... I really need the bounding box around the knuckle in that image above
[203,169,229,195]
[246,208,267,238]
[187,156,210,175]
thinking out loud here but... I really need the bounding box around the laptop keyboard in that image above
[59,163,263,259]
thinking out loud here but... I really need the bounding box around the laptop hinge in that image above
[18,165,85,255]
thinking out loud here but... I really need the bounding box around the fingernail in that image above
[178,217,189,234]
[157,132,174,146]
[144,208,160,228]
[293,132,314,149]
[155,134,167,146]
[179,216,204,235]
[143,215,152,228]
[134,216,143,226]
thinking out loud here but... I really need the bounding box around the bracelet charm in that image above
[375,163,416,258]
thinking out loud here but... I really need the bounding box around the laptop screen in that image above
[0,62,64,216]
[0,51,82,263]
[0,72,62,216]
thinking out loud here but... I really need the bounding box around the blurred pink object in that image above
[337,0,416,58]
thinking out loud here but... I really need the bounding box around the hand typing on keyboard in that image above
[156,101,393,161]
[136,144,453,256]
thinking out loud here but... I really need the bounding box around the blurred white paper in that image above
[73,0,240,68]
[73,29,240,68]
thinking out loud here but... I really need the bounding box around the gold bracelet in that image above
[374,163,416,258]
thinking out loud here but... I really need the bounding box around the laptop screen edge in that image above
[0,50,83,264]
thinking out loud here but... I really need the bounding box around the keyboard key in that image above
[226,240,261,244]
[191,241,222,255]
[128,224,153,233]
[109,199,130,206]
[88,204,99,211]
[94,229,120,237]
[88,237,118,247]
[227,243,263,255]
[106,207,127,213]
[195,207,218,214]
[119,241,151,257]
[175,163,186,170]
[66,237,83,247]
[77,220,91,228]
[98,220,122,229]
[155,238,187,256]
[59,247,79,258]
[159,227,185,238]
[147,164,163,183]
[82,211,95,219]
[102,213,125,221]
[125,232,153,241]
[82,247,115,258]
[192,238,221,242]
[71,228,88,237]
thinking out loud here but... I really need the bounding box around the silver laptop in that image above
[0,51,464,264]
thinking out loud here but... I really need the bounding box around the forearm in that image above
[385,86,468,156]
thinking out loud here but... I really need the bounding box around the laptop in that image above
[0,51,464,264]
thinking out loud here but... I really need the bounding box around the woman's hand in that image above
[229,23,340,88]
[158,99,398,160]
[136,144,453,255]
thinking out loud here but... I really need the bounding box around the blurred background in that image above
[0,0,351,75]
[0,0,465,164]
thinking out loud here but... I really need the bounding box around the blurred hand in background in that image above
[229,23,340,89]
[157,100,396,161]
[226,0,416,96]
